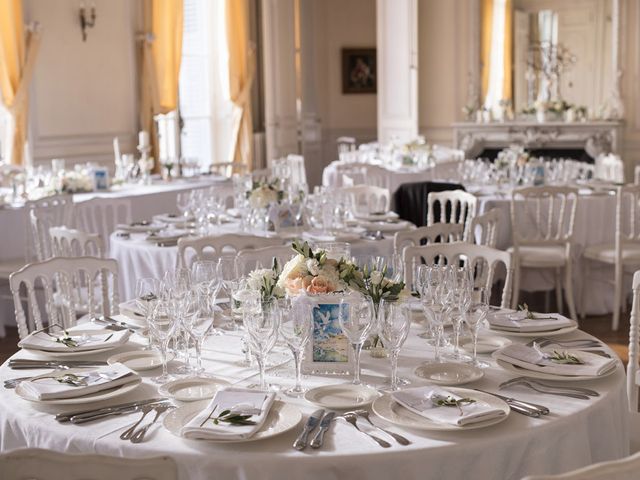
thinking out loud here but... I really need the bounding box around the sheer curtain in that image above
[481,0,513,116]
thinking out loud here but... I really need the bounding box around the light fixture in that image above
[79,2,96,42]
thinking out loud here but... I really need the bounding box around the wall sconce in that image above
[79,2,96,42]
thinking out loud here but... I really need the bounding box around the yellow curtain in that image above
[139,0,183,165]
[0,0,40,166]
[480,0,494,103]
[502,0,513,102]
[226,0,255,171]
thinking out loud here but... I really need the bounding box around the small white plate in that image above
[15,378,142,405]
[21,345,122,359]
[488,323,578,337]
[461,335,512,354]
[163,399,302,442]
[107,350,174,372]
[413,362,484,386]
[371,388,510,432]
[493,357,619,382]
[304,384,380,409]
[158,377,230,402]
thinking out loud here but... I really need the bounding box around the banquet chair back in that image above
[177,234,282,268]
[75,197,132,250]
[393,223,463,255]
[362,164,389,189]
[337,136,357,155]
[427,190,477,235]
[237,245,295,276]
[339,185,391,215]
[521,450,640,480]
[50,226,105,258]
[627,270,640,412]
[287,154,308,187]
[334,164,367,187]
[9,256,119,339]
[465,207,501,248]
[403,243,513,308]
[27,194,74,261]
[430,159,464,182]
[0,448,178,480]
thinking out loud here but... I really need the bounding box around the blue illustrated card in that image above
[311,303,349,363]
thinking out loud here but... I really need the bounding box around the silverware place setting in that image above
[345,410,411,446]
[55,397,168,424]
[499,377,598,400]
[9,359,109,370]
[473,389,549,418]
[340,412,391,448]
[129,404,174,443]
[293,408,324,450]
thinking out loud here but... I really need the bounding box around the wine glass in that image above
[377,299,411,391]
[465,287,490,367]
[278,298,312,397]
[135,277,160,350]
[191,260,223,335]
[244,302,280,390]
[147,301,179,384]
[447,267,472,362]
[176,192,191,218]
[184,291,217,375]
[338,295,375,385]
[233,287,261,365]
[218,257,240,329]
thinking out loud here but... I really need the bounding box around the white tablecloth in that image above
[0,324,628,480]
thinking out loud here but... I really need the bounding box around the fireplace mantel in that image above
[452,121,623,159]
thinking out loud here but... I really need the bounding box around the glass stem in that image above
[183,329,191,366]
[160,341,168,378]
[292,349,302,391]
[390,349,399,390]
[353,343,363,384]
[256,355,266,390]
[454,316,461,354]
[472,327,478,364]
[195,337,203,373]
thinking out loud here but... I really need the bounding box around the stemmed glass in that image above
[424,266,452,363]
[135,277,159,350]
[339,295,375,385]
[191,261,223,335]
[465,287,490,368]
[377,299,411,391]
[218,257,240,330]
[147,301,179,384]
[176,192,191,219]
[447,267,473,361]
[183,291,217,375]
[278,298,312,397]
[244,302,280,391]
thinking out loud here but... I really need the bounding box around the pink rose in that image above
[285,277,304,295]
[306,276,335,295]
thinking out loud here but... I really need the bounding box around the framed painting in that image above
[342,48,377,94]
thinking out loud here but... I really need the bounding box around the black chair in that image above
[394,181,465,227]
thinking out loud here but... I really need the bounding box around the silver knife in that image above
[310,411,335,449]
[293,409,324,450]
[71,402,172,424]
[55,397,167,422]
[474,389,549,415]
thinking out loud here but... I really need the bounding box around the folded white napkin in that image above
[488,311,574,333]
[181,388,276,440]
[18,327,130,353]
[20,363,139,401]
[392,386,506,426]
[495,344,617,377]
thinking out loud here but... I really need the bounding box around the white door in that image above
[376,0,418,143]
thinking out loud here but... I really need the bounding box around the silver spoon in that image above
[350,410,410,445]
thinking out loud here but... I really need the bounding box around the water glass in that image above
[377,299,411,391]
[465,287,490,367]
[244,303,280,390]
[278,299,312,396]
[338,295,375,385]
[148,301,179,384]
[184,292,217,375]
[135,277,160,350]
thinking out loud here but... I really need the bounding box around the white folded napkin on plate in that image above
[20,363,139,401]
[18,328,130,353]
[181,388,276,440]
[392,386,506,426]
[488,311,574,333]
[495,344,617,377]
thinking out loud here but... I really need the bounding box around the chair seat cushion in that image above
[507,245,567,268]
[583,243,640,264]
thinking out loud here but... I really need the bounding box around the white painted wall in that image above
[23,0,139,169]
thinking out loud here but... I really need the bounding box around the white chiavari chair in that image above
[338,185,391,216]
[0,448,178,480]
[628,270,640,415]
[402,243,513,308]
[509,186,579,320]
[9,256,120,339]
[361,164,390,189]
[75,197,132,250]
[236,245,295,276]
[465,207,501,248]
[287,154,307,188]
[334,163,367,187]
[177,234,282,268]
[582,185,640,329]
[27,194,74,261]
[393,223,464,255]
[50,226,104,257]
[521,451,640,480]
[427,190,477,237]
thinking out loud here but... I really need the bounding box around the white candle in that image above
[138,130,149,148]
[113,137,121,163]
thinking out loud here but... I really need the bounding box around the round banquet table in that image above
[0,323,629,480]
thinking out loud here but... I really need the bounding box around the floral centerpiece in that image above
[246,259,285,304]
[247,180,284,209]
[60,170,94,193]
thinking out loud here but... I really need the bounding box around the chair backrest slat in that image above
[628,270,640,413]
[393,224,463,255]
[177,234,282,268]
[465,207,500,248]
[427,190,477,237]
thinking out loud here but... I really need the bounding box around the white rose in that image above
[276,254,306,289]
[306,259,321,276]
[370,271,383,286]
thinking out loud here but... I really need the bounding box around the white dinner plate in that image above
[304,384,380,409]
[493,357,618,382]
[163,400,302,443]
[158,377,230,402]
[15,378,142,405]
[413,362,484,386]
[461,335,512,354]
[107,350,174,372]
[116,222,165,233]
[21,344,123,359]
[488,323,578,337]
[354,211,399,222]
[371,388,510,432]
[356,220,413,232]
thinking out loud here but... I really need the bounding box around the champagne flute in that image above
[339,295,375,385]
[378,299,411,391]
[446,267,472,362]
[191,260,223,335]
[135,277,160,350]
[278,298,312,397]
[244,302,280,390]
[184,291,216,375]
[465,287,490,367]
[148,301,179,384]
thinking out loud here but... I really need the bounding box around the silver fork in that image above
[341,413,391,448]
[350,410,410,445]
[501,380,590,400]
[130,405,173,443]
[525,338,600,348]
[121,405,154,440]
[4,367,72,389]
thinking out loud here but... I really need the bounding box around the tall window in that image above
[179,0,233,171]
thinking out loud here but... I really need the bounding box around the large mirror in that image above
[477,0,621,121]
